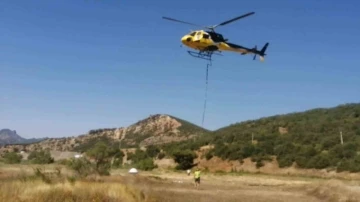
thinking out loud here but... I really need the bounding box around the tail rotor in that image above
[252,45,257,60]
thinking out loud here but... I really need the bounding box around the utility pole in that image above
[340,130,344,145]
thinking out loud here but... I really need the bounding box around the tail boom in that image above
[221,42,269,61]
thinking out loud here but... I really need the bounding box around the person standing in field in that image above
[194,168,201,188]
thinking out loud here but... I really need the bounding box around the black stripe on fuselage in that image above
[226,42,250,50]
[226,42,261,55]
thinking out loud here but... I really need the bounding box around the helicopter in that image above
[162,12,269,62]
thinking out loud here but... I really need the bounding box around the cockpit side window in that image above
[203,34,210,39]
[208,32,223,42]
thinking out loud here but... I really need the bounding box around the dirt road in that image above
[112,170,360,202]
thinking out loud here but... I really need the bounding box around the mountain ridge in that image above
[0,129,47,145]
[0,114,209,153]
[2,102,359,146]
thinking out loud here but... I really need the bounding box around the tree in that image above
[112,150,124,168]
[86,141,117,175]
[172,150,197,170]
[146,145,160,158]
[126,148,157,171]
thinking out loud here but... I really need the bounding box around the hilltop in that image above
[0,114,209,154]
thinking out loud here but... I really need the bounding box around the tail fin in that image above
[259,42,269,62]
[260,43,269,55]
[252,42,269,61]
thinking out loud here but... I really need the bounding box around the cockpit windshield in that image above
[189,32,196,36]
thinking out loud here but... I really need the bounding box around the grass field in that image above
[1,164,360,202]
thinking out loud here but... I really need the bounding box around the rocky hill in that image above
[0,114,209,154]
[0,129,46,145]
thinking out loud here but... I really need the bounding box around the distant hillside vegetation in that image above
[161,103,360,172]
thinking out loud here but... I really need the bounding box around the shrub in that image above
[256,161,264,168]
[3,152,22,164]
[306,154,331,169]
[136,158,157,171]
[28,150,54,164]
[157,152,165,159]
[172,150,197,170]
[277,155,294,168]
[205,151,213,160]
[67,157,95,177]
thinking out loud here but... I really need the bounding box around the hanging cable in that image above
[201,60,211,127]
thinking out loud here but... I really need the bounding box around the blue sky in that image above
[1,0,359,138]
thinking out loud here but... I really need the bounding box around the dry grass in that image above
[2,164,360,202]
[0,166,157,202]
[305,179,360,202]
[0,179,153,202]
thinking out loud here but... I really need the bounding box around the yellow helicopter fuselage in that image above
[181,30,252,55]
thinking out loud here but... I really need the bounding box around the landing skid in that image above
[187,50,222,61]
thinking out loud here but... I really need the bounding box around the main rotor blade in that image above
[162,16,204,28]
[212,12,255,28]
